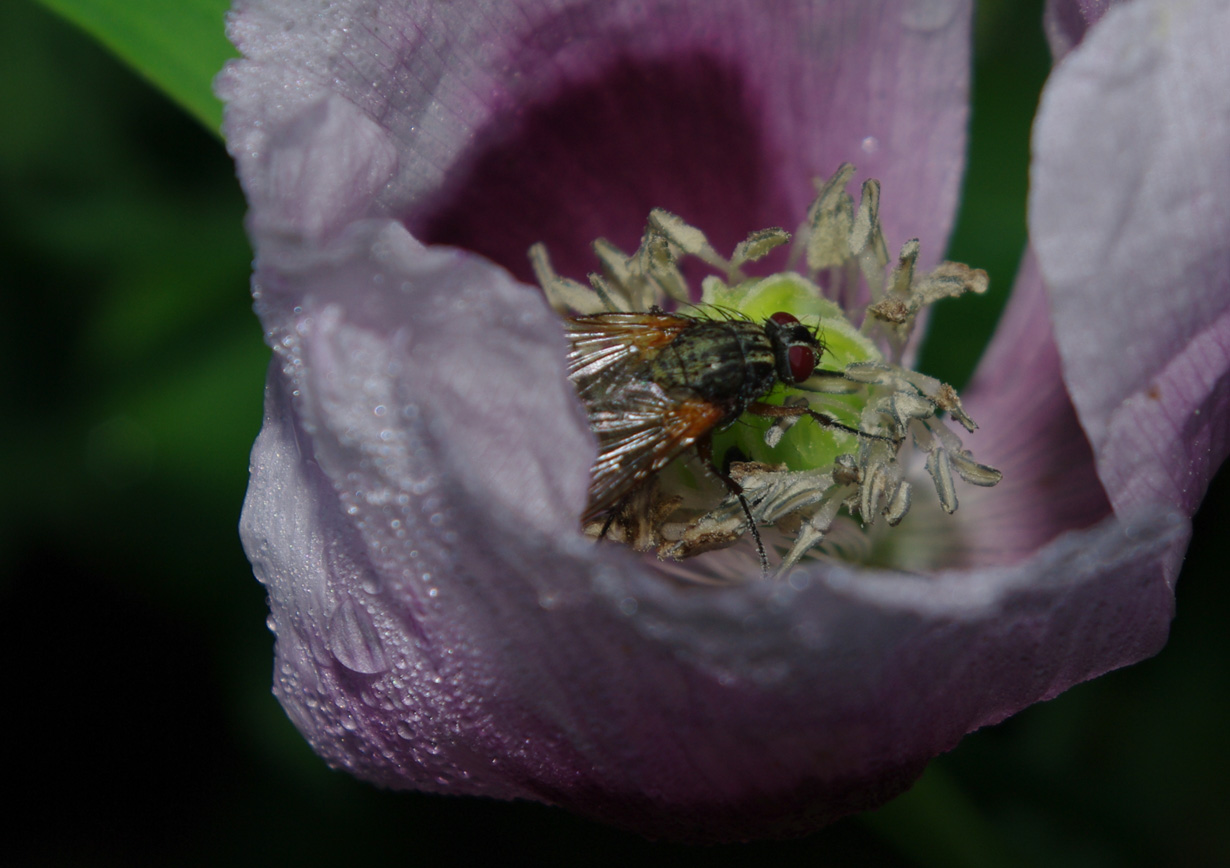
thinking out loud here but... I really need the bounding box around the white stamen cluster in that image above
[531,208,792,314]
[533,164,1001,576]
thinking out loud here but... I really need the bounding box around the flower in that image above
[219,0,1228,842]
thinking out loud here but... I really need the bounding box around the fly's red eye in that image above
[770,311,799,326]
[788,344,816,383]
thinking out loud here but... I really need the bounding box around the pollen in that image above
[532,163,1001,575]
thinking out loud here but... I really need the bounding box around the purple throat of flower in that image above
[532,163,1002,583]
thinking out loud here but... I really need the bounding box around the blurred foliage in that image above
[920,0,1051,387]
[3,0,1227,865]
[33,0,235,131]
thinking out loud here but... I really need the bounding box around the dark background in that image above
[4,0,1226,864]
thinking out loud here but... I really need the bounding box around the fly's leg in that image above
[696,436,768,574]
[747,401,901,446]
[588,481,679,553]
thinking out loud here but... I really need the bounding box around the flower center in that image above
[532,163,1001,578]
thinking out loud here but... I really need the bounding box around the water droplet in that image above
[326,598,389,674]
[359,571,383,595]
[619,597,638,616]
[860,136,879,155]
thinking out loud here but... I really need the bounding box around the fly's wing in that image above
[565,312,723,518]
[582,381,725,520]
[564,312,694,399]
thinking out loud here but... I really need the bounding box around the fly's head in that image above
[765,311,820,386]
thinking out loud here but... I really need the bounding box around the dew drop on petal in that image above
[359,571,383,595]
[326,598,389,674]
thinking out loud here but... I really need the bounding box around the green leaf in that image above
[32,0,236,134]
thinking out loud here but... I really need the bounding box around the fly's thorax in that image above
[646,320,777,420]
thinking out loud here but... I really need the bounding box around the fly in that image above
[565,308,858,571]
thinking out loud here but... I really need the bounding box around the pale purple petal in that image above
[246,219,593,539]
[956,250,1113,565]
[217,0,972,285]
[1030,0,1230,517]
[1042,0,1114,59]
